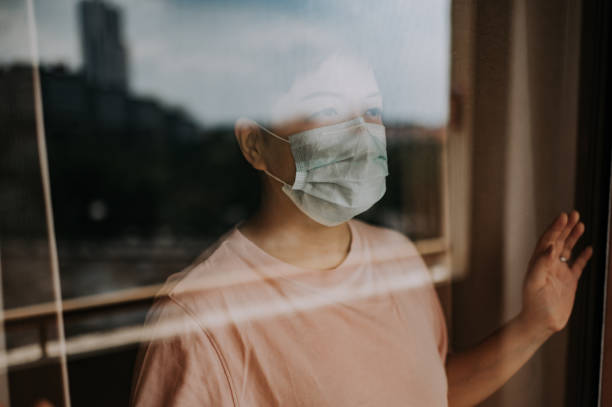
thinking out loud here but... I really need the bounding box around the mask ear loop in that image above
[254,121,290,144]
[264,170,291,187]
[251,121,292,187]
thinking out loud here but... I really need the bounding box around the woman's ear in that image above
[235,118,267,171]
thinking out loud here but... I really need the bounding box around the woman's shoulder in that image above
[159,229,238,288]
[148,228,260,324]
[351,219,417,251]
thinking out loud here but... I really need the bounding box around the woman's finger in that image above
[560,222,585,259]
[536,213,568,252]
[571,246,594,280]
[558,210,580,243]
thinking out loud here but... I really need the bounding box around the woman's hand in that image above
[520,210,593,337]
[447,212,592,407]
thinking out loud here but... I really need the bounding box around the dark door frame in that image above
[601,190,612,405]
[565,0,612,405]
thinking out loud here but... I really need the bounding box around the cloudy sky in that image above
[1,0,450,127]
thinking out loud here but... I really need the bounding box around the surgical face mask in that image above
[257,116,388,226]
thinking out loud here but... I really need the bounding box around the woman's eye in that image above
[365,108,382,118]
[309,108,338,120]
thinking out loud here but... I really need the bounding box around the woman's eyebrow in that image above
[300,91,342,101]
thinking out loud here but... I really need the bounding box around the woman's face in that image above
[261,54,383,186]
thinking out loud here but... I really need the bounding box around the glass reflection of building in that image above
[1,0,443,249]
[0,0,447,314]
[0,0,446,405]
[1,0,444,310]
[2,0,200,239]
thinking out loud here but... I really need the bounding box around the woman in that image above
[131,53,592,406]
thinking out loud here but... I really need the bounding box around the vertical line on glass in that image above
[25,0,72,406]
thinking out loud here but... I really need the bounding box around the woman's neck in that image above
[238,184,352,270]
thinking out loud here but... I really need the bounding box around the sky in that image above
[0,0,450,127]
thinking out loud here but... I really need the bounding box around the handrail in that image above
[414,237,449,256]
[1,283,165,326]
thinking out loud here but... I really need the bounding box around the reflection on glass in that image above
[0,0,450,405]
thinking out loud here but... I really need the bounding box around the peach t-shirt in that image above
[131,220,448,406]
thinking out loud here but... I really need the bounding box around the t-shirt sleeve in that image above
[430,285,449,364]
[130,297,235,407]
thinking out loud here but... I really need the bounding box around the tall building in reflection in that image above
[78,0,128,90]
